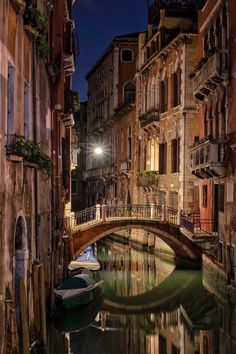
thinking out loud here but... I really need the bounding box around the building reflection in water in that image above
[53,233,236,354]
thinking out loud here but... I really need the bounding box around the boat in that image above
[53,295,103,333]
[68,246,101,272]
[54,273,104,310]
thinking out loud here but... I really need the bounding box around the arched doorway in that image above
[14,215,29,349]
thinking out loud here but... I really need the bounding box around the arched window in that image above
[150,77,156,108]
[160,73,168,113]
[172,66,181,107]
[121,49,133,62]
[123,81,135,104]
[147,78,151,109]
[142,82,147,113]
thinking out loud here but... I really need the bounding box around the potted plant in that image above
[7,136,52,178]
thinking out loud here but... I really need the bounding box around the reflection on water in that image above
[49,237,236,354]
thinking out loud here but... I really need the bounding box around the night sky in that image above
[72,0,148,101]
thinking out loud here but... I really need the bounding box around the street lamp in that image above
[79,143,106,156]
[94,146,103,155]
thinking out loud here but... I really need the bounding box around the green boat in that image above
[53,295,103,333]
[54,274,104,310]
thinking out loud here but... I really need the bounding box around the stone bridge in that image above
[69,204,204,265]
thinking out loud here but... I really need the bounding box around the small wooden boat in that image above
[54,274,104,310]
[53,295,103,333]
[68,246,101,272]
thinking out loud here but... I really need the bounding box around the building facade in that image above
[85,34,139,206]
[135,0,200,215]
[0,0,77,352]
[189,0,236,284]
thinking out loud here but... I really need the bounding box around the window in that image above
[123,81,135,104]
[172,344,180,354]
[7,63,15,135]
[159,191,166,207]
[160,77,168,113]
[172,67,181,107]
[170,192,178,210]
[159,143,167,174]
[159,335,167,354]
[121,49,133,62]
[171,138,180,173]
[24,82,30,138]
[71,150,77,165]
[71,180,77,194]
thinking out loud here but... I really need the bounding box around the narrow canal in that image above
[48,233,236,354]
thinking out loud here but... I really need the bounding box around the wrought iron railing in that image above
[180,214,217,238]
[72,204,179,229]
[73,206,98,228]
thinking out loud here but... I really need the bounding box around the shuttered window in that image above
[171,138,180,173]
[159,143,167,174]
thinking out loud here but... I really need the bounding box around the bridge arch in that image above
[71,219,202,264]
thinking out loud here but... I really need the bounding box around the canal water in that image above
[49,236,236,354]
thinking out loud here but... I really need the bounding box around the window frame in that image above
[121,49,133,62]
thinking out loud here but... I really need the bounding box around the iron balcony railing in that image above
[180,215,218,237]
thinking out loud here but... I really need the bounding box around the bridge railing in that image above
[105,204,163,220]
[73,205,99,227]
[73,204,179,229]
[180,215,217,238]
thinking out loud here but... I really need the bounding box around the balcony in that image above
[193,51,228,100]
[137,171,159,187]
[62,114,74,128]
[64,53,75,76]
[84,165,117,180]
[139,108,159,127]
[189,135,228,179]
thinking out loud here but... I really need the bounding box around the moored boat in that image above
[68,246,101,272]
[53,295,103,333]
[54,274,104,310]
